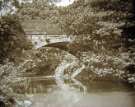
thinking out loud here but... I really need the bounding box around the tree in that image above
[0,0,21,16]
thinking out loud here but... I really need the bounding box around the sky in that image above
[55,0,75,6]
[0,0,75,15]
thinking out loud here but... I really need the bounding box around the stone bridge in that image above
[25,32,73,49]
[25,31,80,57]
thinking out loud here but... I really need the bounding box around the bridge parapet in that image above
[25,32,72,49]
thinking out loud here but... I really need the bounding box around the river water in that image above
[11,68,135,107]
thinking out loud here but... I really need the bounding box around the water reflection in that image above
[30,87,83,107]
[54,54,87,93]
[29,92,135,107]
[12,77,135,107]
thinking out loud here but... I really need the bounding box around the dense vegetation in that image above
[0,0,135,106]
[0,15,32,63]
[17,0,135,86]
[0,1,32,106]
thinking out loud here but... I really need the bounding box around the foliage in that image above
[0,0,21,16]
[0,15,32,62]
[0,60,31,107]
